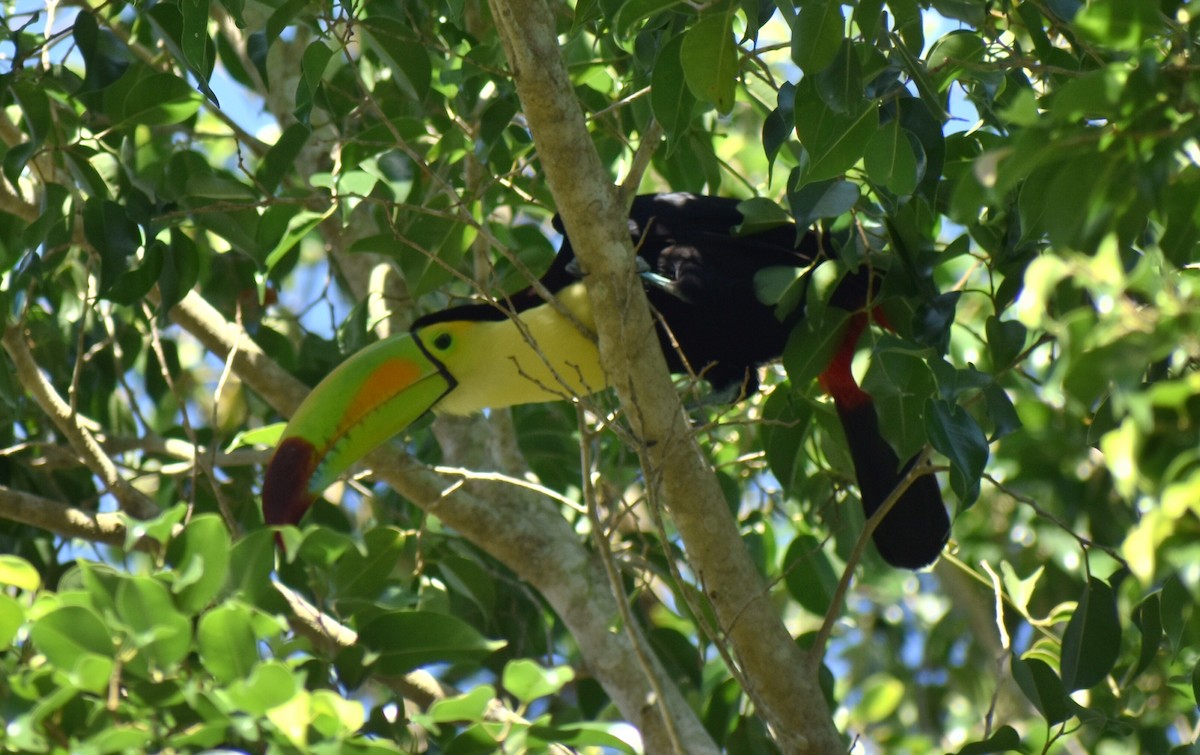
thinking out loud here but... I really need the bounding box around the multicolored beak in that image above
[262,334,453,527]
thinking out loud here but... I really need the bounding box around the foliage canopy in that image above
[2,0,1199,752]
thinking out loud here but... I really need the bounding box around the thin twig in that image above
[810,448,936,662]
[3,323,158,519]
[578,405,685,755]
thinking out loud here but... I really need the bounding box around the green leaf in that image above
[926,30,986,92]
[887,0,923,52]
[294,40,334,125]
[864,118,919,196]
[81,726,154,754]
[360,18,432,101]
[226,661,298,714]
[681,14,739,113]
[1128,591,1163,683]
[225,422,285,452]
[256,123,311,194]
[813,39,864,115]
[793,78,879,184]
[427,684,496,723]
[859,673,904,722]
[791,1,844,74]
[956,725,1022,754]
[266,0,313,47]
[783,304,854,388]
[117,72,204,126]
[197,602,259,683]
[1074,0,1164,50]
[735,197,792,235]
[0,594,24,646]
[83,198,142,296]
[924,398,988,505]
[985,316,1027,371]
[502,659,576,703]
[180,0,211,82]
[0,554,41,591]
[982,383,1022,441]
[652,35,697,151]
[527,723,638,753]
[262,207,331,274]
[115,576,193,671]
[357,611,504,676]
[788,177,860,228]
[1193,659,1200,711]
[106,237,165,305]
[761,388,813,496]
[782,535,840,616]
[334,526,408,601]
[1061,577,1121,691]
[30,604,114,664]
[1011,656,1073,725]
[763,82,795,177]
[614,0,685,38]
[166,514,232,612]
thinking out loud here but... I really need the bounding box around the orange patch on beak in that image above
[342,358,423,431]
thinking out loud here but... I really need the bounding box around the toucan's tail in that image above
[819,312,950,569]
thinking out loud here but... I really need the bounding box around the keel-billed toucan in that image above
[263,193,950,568]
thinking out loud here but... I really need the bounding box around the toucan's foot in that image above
[681,368,758,413]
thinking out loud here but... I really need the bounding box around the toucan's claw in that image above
[638,270,676,291]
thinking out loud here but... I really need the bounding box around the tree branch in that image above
[166,289,712,754]
[485,0,842,751]
[3,323,159,519]
[0,484,161,552]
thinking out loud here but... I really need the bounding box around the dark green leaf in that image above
[526,723,637,754]
[197,602,259,683]
[792,2,844,75]
[1128,591,1163,684]
[864,117,919,196]
[763,81,795,176]
[358,611,504,675]
[956,725,1022,754]
[982,383,1022,441]
[502,658,575,703]
[1011,656,1073,725]
[788,178,859,228]
[681,14,738,113]
[924,398,988,505]
[812,39,863,114]
[157,228,201,322]
[614,0,685,38]
[1061,577,1121,691]
[652,35,697,151]
[793,78,878,184]
[115,576,192,671]
[83,198,142,296]
[360,18,433,101]
[294,41,334,125]
[165,514,232,613]
[257,123,311,194]
[105,238,165,305]
[782,535,840,615]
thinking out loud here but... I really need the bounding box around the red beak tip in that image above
[262,437,321,528]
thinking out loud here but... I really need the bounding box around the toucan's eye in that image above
[433,332,452,350]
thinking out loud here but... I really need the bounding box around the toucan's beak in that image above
[262,334,453,527]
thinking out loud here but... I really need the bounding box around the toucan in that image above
[262,193,950,568]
